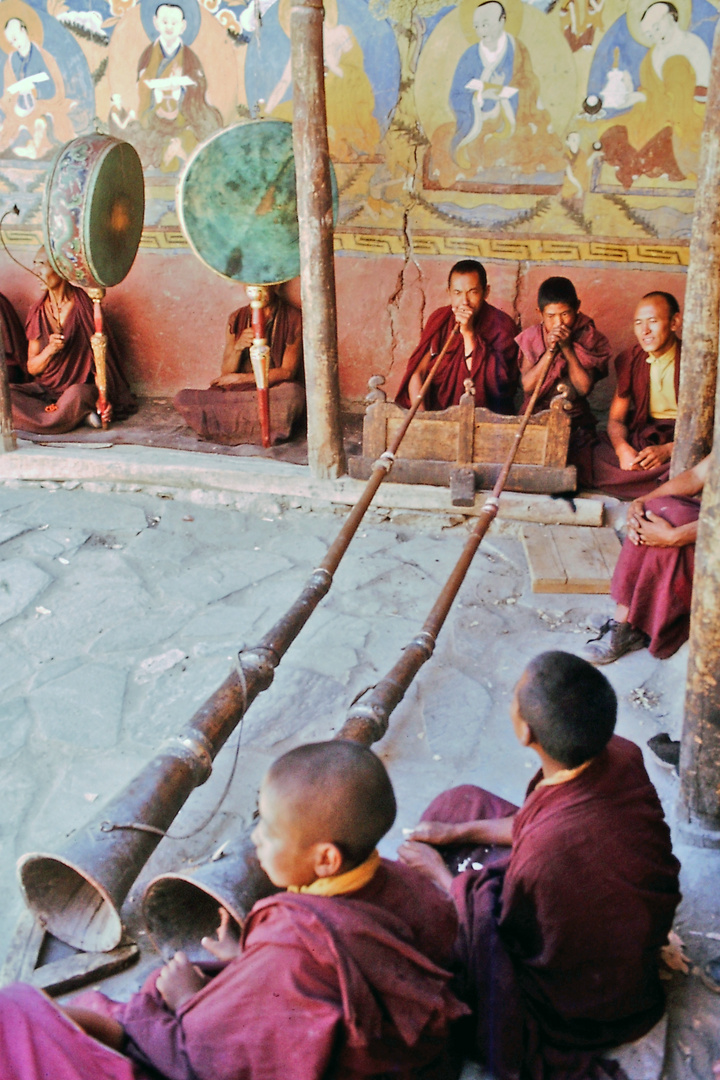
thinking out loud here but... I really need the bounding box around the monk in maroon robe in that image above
[582,292,681,499]
[10,250,135,435]
[584,453,709,664]
[400,652,681,1080]
[174,290,304,446]
[395,259,519,414]
[515,277,610,468]
[0,741,466,1080]
[0,291,27,383]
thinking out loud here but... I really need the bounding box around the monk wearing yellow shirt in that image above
[580,291,681,499]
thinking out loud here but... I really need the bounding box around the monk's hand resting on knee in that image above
[630,511,676,547]
[617,443,640,471]
[633,443,671,470]
[398,840,454,893]
[201,907,240,962]
[403,821,466,845]
[156,951,208,1012]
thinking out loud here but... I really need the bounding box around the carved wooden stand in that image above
[348,377,576,506]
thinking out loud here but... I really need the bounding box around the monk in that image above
[395,259,519,414]
[0,740,466,1080]
[400,651,681,1080]
[582,291,682,499]
[10,248,135,434]
[583,452,709,664]
[173,287,305,445]
[515,276,610,467]
[0,290,27,383]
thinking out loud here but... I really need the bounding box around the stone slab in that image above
[0,445,605,526]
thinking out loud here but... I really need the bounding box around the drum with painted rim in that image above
[43,134,145,289]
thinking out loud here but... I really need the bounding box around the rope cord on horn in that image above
[101,716,246,842]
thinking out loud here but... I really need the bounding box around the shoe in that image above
[85,411,102,429]
[647,733,680,769]
[700,956,720,993]
[582,619,649,665]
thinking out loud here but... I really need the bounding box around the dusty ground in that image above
[0,442,718,1077]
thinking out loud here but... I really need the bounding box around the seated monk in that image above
[583,453,709,664]
[10,248,135,434]
[580,291,682,499]
[0,290,27,383]
[515,276,610,467]
[400,651,681,1080]
[173,287,305,446]
[395,259,519,415]
[0,740,466,1080]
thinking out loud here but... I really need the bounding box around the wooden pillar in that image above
[290,0,346,479]
[671,21,720,476]
[0,318,17,453]
[678,450,720,844]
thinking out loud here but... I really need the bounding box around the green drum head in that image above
[84,141,145,288]
[43,135,145,289]
[178,119,337,285]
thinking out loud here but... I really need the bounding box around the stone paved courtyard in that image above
[0,460,718,1077]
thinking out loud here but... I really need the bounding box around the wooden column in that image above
[678,451,720,844]
[290,0,346,479]
[0,318,17,453]
[671,22,720,476]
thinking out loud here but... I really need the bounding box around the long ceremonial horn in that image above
[142,345,568,955]
[16,328,458,952]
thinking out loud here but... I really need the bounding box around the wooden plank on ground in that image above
[0,909,45,986]
[523,525,621,593]
[522,525,567,592]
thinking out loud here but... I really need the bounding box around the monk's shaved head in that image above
[517,651,616,767]
[266,741,397,864]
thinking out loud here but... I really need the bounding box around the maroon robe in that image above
[173,300,305,446]
[515,313,610,467]
[611,494,698,658]
[10,287,135,434]
[582,342,681,499]
[0,291,27,383]
[0,859,467,1080]
[422,736,681,1080]
[395,302,519,415]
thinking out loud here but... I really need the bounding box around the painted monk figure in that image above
[515,276,610,466]
[173,287,304,445]
[9,248,135,434]
[583,453,709,664]
[581,291,682,499]
[0,290,27,383]
[0,740,466,1080]
[400,651,681,1080]
[395,259,519,415]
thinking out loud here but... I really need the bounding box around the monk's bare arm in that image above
[408,352,431,411]
[606,393,638,469]
[26,334,64,377]
[559,342,593,396]
[266,336,301,387]
[214,321,255,386]
[520,349,554,394]
[61,1005,125,1052]
[407,815,516,847]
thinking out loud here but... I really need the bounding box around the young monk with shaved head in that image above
[400,651,681,1080]
[0,740,466,1080]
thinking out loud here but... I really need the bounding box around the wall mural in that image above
[0,0,716,264]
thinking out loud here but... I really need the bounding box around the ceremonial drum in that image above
[43,134,145,289]
[178,119,336,286]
